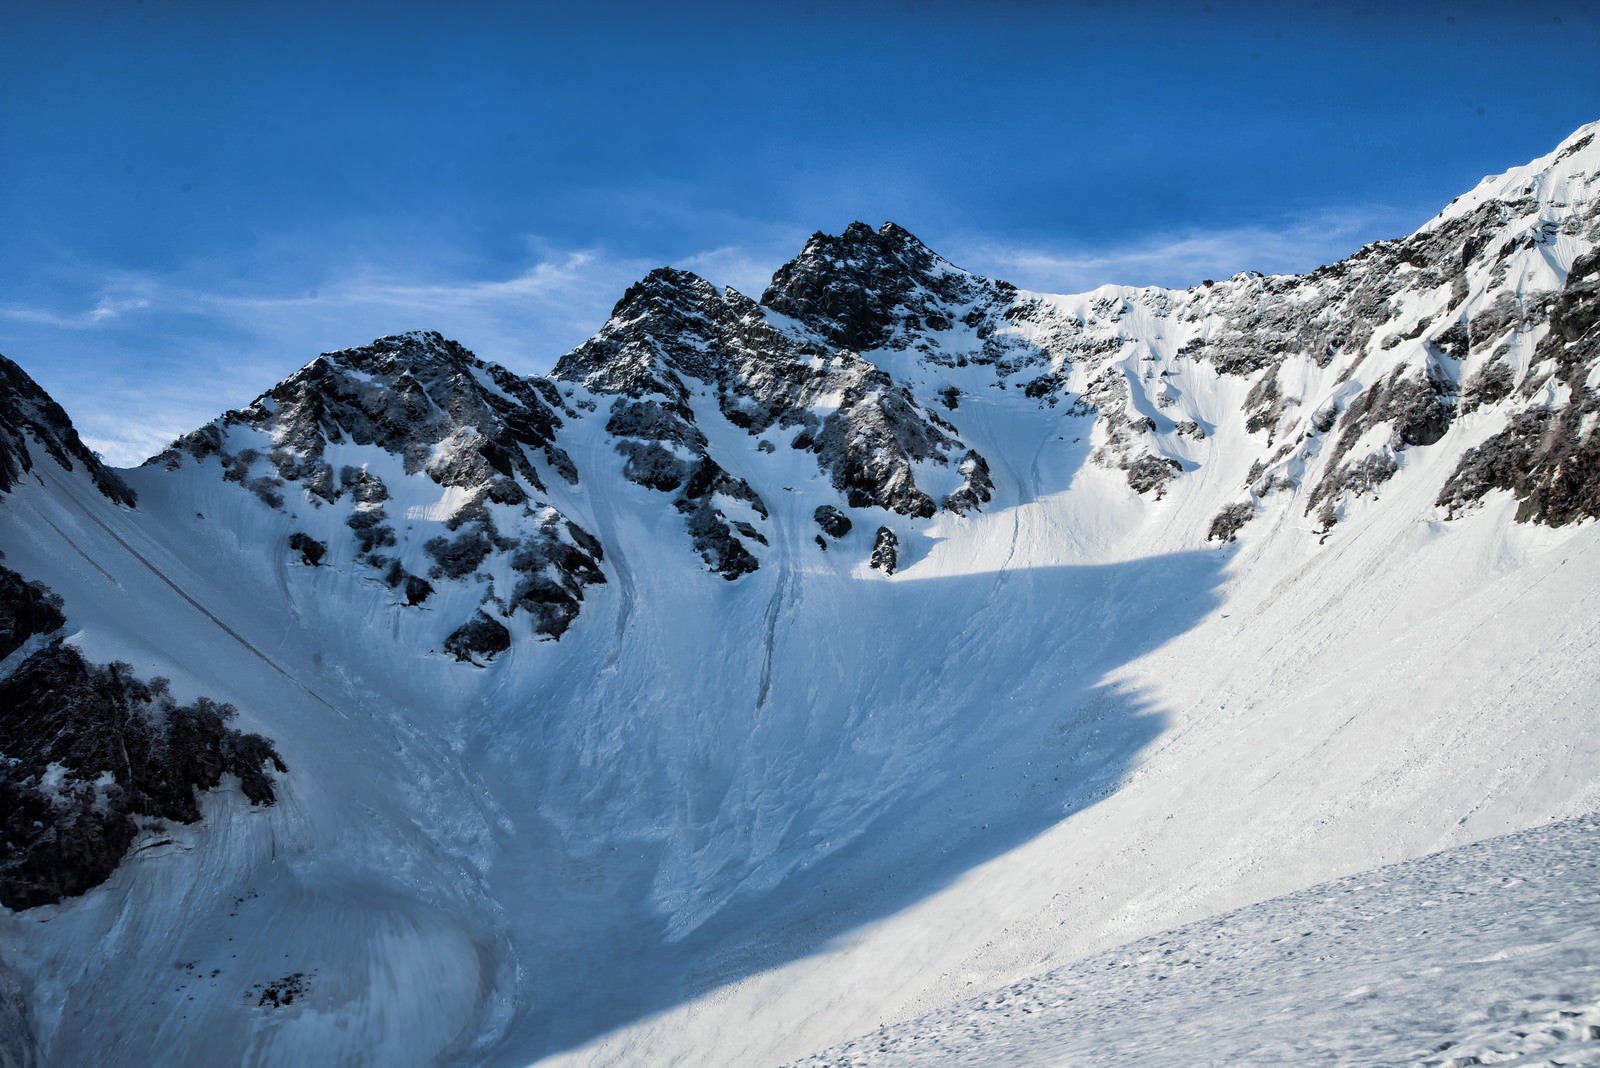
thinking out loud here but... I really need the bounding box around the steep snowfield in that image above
[536,412,1600,1068]
[1,122,1598,1067]
[796,812,1600,1067]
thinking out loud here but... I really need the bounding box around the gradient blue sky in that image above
[4,0,1599,463]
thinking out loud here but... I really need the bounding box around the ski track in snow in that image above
[48,473,341,714]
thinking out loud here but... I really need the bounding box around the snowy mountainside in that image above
[795,811,1600,1067]
[150,330,608,659]
[553,263,993,574]
[1,356,285,913]
[0,120,1598,1068]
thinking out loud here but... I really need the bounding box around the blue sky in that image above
[4,0,1599,463]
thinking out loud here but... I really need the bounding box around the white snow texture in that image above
[1,121,1599,1067]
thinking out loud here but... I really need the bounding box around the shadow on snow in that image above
[477,543,1230,1064]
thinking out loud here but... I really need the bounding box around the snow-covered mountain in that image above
[1,120,1598,1066]
[795,811,1600,1067]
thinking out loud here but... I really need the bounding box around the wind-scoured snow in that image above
[0,121,1598,1068]
[794,812,1600,1067]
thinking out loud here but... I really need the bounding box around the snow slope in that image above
[0,121,1598,1067]
[537,424,1600,1068]
[795,811,1600,1067]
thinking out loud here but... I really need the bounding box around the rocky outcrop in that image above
[869,527,899,575]
[286,532,326,567]
[1438,249,1600,525]
[0,569,284,910]
[601,394,767,579]
[153,332,577,502]
[554,264,995,574]
[1207,503,1255,543]
[813,505,852,540]
[151,332,605,652]
[0,355,134,506]
[443,611,512,664]
[0,565,64,662]
[762,222,1014,355]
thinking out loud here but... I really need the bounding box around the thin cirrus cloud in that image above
[3,242,784,467]
[954,206,1419,296]
[5,209,1410,467]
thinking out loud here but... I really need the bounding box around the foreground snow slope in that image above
[543,457,1600,1068]
[0,121,1597,1067]
[796,812,1600,1067]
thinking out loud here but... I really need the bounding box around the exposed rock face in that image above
[154,332,577,501]
[150,331,606,649]
[0,566,64,662]
[0,355,134,506]
[443,610,512,664]
[1438,249,1600,525]
[763,221,1015,355]
[602,393,767,579]
[813,505,853,540]
[0,565,284,910]
[553,262,995,574]
[1207,503,1255,543]
[869,526,899,574]
[287,532,326,567]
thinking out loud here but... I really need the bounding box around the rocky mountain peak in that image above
[0,354,135,506]
[760,221,1008,353]
[611,266,726,318]
[320,329,475,376]
[554,267,777,399]
[149,333,605,660]
[156,331,577,501]
[546,226,1002,578]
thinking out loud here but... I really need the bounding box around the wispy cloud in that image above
[0,303,95,330]
[954,207,1420,295]
[679,245,782,298]
[0,240,787,467]
[5,208,1415,468]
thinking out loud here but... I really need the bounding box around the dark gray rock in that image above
[0,355,135,506]
[1306,365,1455,526]
[1438,250,1600,525]
[813,505,853,539]
[761,222,1010,354]
[0,565,64,662]
[1125,454,1183,498]
[286,532,326,567]
[943,451,995,515]
[0,578,285,910]
[1207,502,1255,543]
[150,332,607,652]
[553,254,998,568]
[504,515,606,637]
[443,611,512,663]
[869,526,899,575]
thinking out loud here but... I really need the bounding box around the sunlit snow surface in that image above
[0,122,1598,1068]
[795,813,1600,1067]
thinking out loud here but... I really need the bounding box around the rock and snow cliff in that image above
[0,121,1598,1067]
